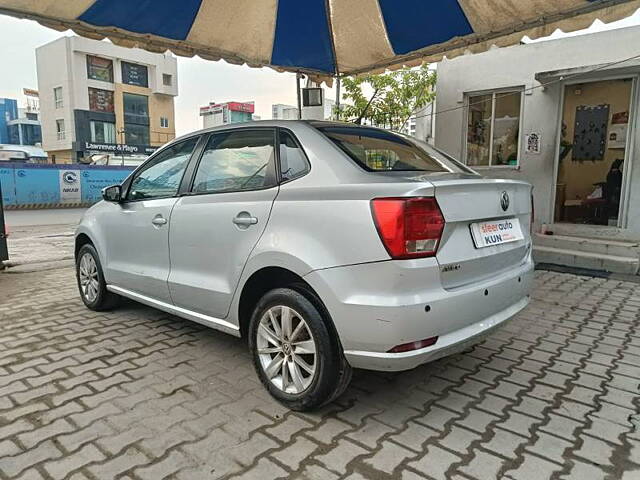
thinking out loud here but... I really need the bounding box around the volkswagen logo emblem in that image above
[500,191,510,211]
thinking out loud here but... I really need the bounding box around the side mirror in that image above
[102,185,122,202]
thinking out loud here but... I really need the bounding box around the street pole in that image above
[0,182,8,268]
[335,76,341,120]
[118,128,125,166]
[296,73,302,120]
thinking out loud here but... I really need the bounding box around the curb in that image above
[3,202,94,210]
[1,259,74,273]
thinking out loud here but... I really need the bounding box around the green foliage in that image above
[337,65,436,131]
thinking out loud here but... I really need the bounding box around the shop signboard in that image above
[88,88,115,113]
[83,141,158,155]
[122,61,149,87]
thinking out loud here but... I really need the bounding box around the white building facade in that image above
[435,26,640,272]
[436,27,640,235]
[37,36,178,163]
[200,101,255,128]
[272,104,299,120]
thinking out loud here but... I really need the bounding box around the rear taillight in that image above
[371,197,445,259]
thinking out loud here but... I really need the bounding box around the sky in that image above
[0,9,638,136]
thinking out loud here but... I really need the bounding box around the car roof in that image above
[169,120,390,144]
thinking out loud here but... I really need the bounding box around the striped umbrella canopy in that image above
[1,0,639,82]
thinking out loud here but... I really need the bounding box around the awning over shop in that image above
[535,57,640,83]
[1,0,639,82]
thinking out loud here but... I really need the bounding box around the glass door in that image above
[554,78,633,226]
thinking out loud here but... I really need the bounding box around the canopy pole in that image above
[335,76,341,120]
[296,73,302,120]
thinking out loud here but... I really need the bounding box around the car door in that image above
[167,128,279,319]
[101,136,200,302]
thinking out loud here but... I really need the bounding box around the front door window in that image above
[127,137,198,201]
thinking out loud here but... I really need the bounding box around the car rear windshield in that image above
[318,126,470,173]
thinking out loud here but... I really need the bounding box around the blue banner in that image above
[0,166,16,206]
[0,163,134,207]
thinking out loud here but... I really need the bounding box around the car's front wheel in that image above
[76,244,119,311]
[248,287,351,411]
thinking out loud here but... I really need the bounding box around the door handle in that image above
[151,215,167,226]
[233,213,258,227]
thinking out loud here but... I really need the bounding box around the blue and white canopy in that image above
[1,0,638,81]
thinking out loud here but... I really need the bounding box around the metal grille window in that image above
[56,119,65,140]
[465,90,522,167]
[53,87,63,109]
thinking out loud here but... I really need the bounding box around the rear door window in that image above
[192,129,277,194]
[319,126,460,173]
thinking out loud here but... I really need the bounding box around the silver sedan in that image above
[75,121,534,411]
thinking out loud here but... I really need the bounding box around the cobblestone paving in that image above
[0,267,638,479]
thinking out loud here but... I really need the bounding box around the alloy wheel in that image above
[256,305,317,394]
[78,252,100,303]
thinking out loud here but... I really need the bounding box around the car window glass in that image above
[127,137,198,200]
[192,130,276,194]
[279,131,309,181]
[319,126,459,173]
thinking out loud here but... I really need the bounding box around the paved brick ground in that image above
[0,267,638,479]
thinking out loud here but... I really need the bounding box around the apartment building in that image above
[36,36,178,163]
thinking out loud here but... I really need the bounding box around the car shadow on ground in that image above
[116,296,473,416]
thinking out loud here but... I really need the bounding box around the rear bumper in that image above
[343,295,528,371]
[304,252,533,372]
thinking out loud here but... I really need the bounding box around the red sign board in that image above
[199,101,254,115]
[227,102,254,113]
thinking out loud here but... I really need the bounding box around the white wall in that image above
[202,111,224,128]
[435,26,640,234]
[36,37,73,152]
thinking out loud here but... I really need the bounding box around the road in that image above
[3,207,87,227]
[0,267,638,479]
[1,208,83,271]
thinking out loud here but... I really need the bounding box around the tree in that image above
[337,64,436,131]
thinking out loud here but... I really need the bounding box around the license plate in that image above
[470,218,524,248]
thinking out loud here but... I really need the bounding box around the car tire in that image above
[76,244,119,311]
[248,287,351,411]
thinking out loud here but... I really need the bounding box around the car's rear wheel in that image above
[248,287,351,411]
[76,244,119,311]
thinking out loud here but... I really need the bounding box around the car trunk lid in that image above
[431,177,532,289]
